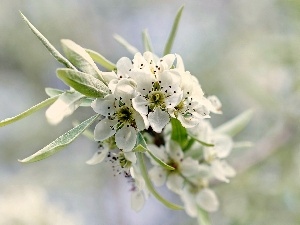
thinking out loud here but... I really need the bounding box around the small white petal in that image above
[180,157,201,177]
[221,160,236,178]
[214,134,233,158]
[94,119,116,141]
[134,110,147,131]
[132,95,149,115]
[124,152,137,164]
[91,95,115,116]
[196,189,219,212]
[175,54,185,71]
[211,160,230,183]
[130,71,154,95]
[180,186,198,217]
[131,190,145,212]
[149,166,167,187]
[166,173,184,194]
[115,126,137,152]
[208,95,222,114]
[166,140,183,162]
[148,108,170,133]
[86,147,109,165]
[116,57,132,77]
[177,113,199,128]
[160,54,176,69]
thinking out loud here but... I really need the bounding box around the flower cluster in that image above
[91,52,221,153]
[87,51,234,216]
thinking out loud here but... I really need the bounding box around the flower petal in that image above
[148,108,170,133]
[166,173,184,194]
[214,134,233,158]
[131,190,145,212]
[116,57,132,77]
[94,118,116,141]
[149,166,167,187]
[86,147,109,165]
[91,95,115,116]
[132,95,149,115]
[180,157,201,177]
[115,126,137,151]
[196,188,219,212]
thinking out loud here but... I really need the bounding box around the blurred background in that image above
[0,0,299,224]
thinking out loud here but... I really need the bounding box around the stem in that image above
[136,152,183,210]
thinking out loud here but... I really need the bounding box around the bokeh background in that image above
[0,0,299,224]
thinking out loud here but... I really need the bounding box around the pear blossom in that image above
[92,79,146,152]
[148,140,205,194]
[188,120,236,183]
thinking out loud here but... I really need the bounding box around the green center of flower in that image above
[148,91,166,110]
[116,105,134,124]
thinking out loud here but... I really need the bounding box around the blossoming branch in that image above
[0,6,252,224]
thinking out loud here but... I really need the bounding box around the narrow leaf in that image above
[61,39,104,81]
[136,132,174,170]
[170,118,188,148]
[20,12,76,70]
[0,95,59,128]
[163,5,184,55]
[191,136,214,147]
[215,109,253,137]
[85,49,116,71]
[197,208,212,225]
[57,68,109,98]
[136,152,183,210]
[19,114,99,163]
[113,34,139,55]
[147,149,175,171]
[45,91,85,125]
[45,88,64,97]
[142,29,153,52]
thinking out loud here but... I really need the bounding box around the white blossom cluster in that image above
[87,52,235,217]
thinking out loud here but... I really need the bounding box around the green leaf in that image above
[45,88,64,97]
[170,118,188,148]
[19,12,76,70]
[0,95,60,128]
[215,109,253,137]
[45,91,85,125]
[136,132,174,170]
[142,29,153,52]
[19,114,99,163]
[163,5,184,55]
[113,34,139,55]
[61,39,104,81]
[80,98,93,107]
[136,152,183,210]
[197,208,211,225]
[57,68,109,98]
[85,49,116,71]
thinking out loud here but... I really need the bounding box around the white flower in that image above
[92,79,146,152]
[148,140,204,194]
[188,120,236,183]
[130,54,183,133]
[169,54,222,128]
